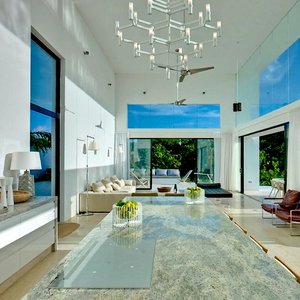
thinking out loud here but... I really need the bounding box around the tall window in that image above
[30,35,60,197]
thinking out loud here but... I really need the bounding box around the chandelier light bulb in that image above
[188,0,193,15]
[213,32,218,47]
[166,67,171,80]
[147,0,153,14]
[133,11,138,26]
[206,4,211,22]
[115,21,119,36]
[199,43,203,57]
[117,31,123,46]
[149,27,154,45]
[185,28,191,44]
[129,2,134,20]
[199,11,204,26]
[217,21,222,36]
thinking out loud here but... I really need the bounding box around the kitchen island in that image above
[24,197,300,299]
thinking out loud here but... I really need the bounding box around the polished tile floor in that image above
[1,195,299,299]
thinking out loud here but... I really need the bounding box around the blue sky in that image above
[259,37,300,116]
[128,104,220,128]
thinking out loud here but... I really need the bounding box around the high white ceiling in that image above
[74,0,298,76]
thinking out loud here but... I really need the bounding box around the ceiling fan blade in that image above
[189,66,214,75]
[157,65,178,71]
[174,99,187,105]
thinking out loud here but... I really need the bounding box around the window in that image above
[259,37,300,116]
[128,104,220,129]
[30,36,60,198]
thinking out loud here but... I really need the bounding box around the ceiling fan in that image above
[157,65,214,82]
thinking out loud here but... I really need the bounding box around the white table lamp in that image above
[10,152,42,196]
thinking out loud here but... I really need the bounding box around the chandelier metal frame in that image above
[115,0,222,79]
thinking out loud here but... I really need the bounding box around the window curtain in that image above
[287,108,300,190]
[220,133,233,190]
[115,133,128,179]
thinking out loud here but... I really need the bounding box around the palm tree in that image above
[30,131,51,154]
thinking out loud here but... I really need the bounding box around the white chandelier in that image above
[116,0,222,79]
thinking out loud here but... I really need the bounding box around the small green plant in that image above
[186,186,202,199]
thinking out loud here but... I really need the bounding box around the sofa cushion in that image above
[110,175,119,182]
[112,183,121,191]
[124,179,134,186]
[120,186,136,193]
[167,169,180,177]
[102,178,112,185]
[156,169,167,176]
[281,190,300,207]
[104,183,113,192]
[92,181,105,193]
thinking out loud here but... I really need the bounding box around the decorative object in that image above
[116,1,222,79]
[0,177,7,209]
[10,151,42,196]
[3,153,20,190]
[82,135,99,216]
[185,186,205,204]
[13,190,32,203]
[157,186,172,193]
[112,199,142,228]
[6,177,14,206]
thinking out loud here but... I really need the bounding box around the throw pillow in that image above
[92,181,105,192]
[101,178,111,186]
[114,180,122,186]
[124,179,133,186]
[119,179,126,187]
[110,175,119,181]
[112,183,121,191]
[104,183,113,192]
[167,169,180,177]
[155,169,167,176]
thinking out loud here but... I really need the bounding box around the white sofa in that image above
[79,182,136,213]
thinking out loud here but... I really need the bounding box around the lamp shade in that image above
[10,151,42,170]
[88,140,99,151]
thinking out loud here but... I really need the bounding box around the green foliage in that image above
[259,132,286,185]
[30,131,51,154]
[151,139,197,180]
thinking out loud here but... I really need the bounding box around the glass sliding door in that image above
[196,139,214,183]
[129,139,151,189]
[242,125,287,200]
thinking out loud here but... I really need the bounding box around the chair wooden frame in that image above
[223,211,233,221]
[249,235,268,253]
[233,221,248,234]
[274,256,300,284]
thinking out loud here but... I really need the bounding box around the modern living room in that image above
[1,0,300,299]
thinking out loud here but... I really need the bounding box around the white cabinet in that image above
[0,198,56,285]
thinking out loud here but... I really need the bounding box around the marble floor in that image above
[1,194,299,299]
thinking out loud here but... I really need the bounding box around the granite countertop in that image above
[0,196,56,222]
[24,197,300,300]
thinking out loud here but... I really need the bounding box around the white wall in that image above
[30,0,116,220]
[116,73,236,136]
[0,0,116,221]
[0,0,31,174]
